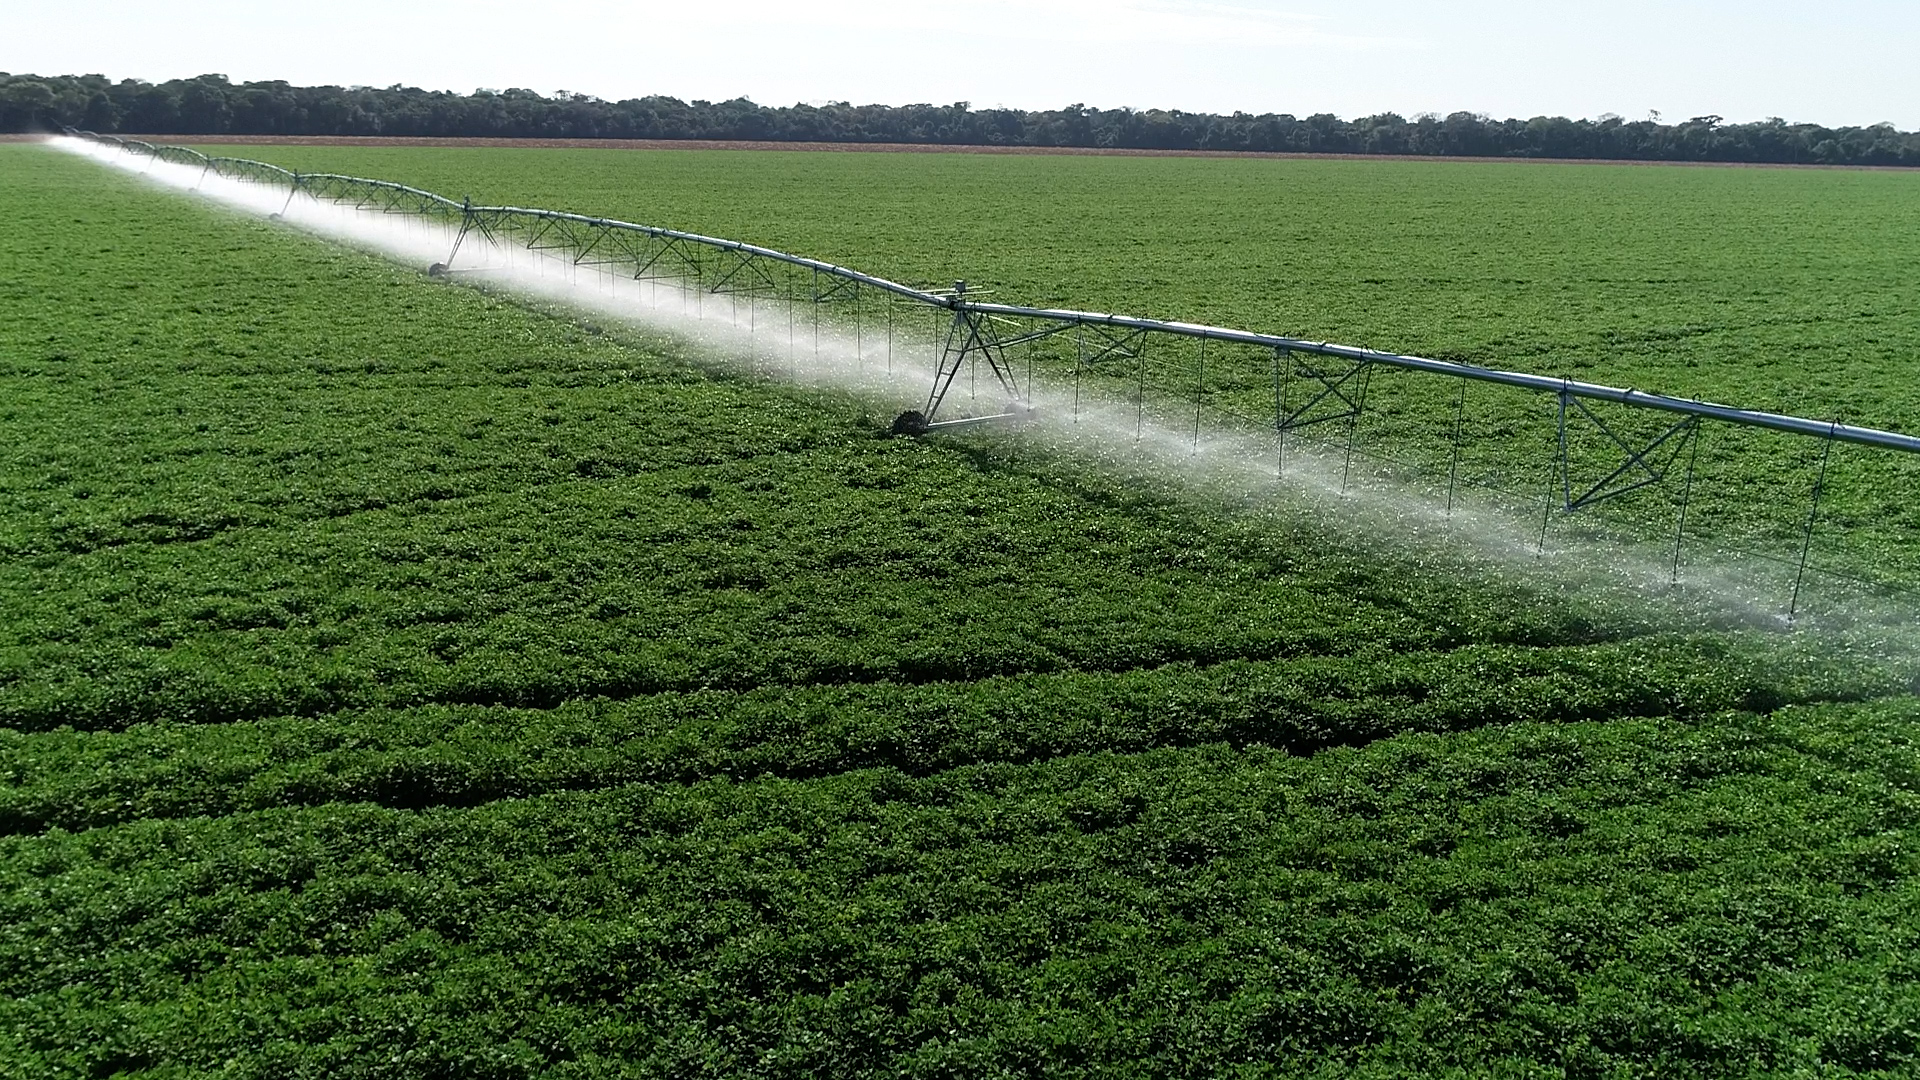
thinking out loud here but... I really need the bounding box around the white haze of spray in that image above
[49,136,1917,638]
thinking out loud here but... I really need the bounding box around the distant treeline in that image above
[6,71,1918,166]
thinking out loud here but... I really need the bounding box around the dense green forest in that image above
[7,71,1917,165]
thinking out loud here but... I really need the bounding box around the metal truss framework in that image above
[68,129,1920,612]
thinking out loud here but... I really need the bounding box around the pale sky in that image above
[6,0,1916,129]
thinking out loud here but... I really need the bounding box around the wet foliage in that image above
[231,142,1920,591]
[3,145,1919,1077]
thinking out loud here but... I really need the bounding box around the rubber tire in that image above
[891,410,929,437]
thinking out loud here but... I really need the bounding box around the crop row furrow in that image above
[2,633,1902,835]
[5,699,1916,1080]
[7,421,1699,735]
[4,437,864,562]
[10,138,1920,1080]
[0,608,1643,736]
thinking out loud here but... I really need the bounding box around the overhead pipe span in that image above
[960,302,1914,452]
[63,127,1920,457]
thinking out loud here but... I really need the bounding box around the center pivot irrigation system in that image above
[67,130,1920,615]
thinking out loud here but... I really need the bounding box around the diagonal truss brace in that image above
[1277,351,1370,432]
[1557,393,1700,511]
[706,249,782,295]
[1076,326,1147,367]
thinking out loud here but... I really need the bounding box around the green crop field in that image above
[201,144,1920,590]
[3,141,1919,1077]
[222,145,1920,418]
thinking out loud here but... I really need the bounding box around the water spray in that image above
[47,130,1920,630]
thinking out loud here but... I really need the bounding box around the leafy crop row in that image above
[6,143,1920,1077]
[213,143,1920,585]
[7,633,1904,835]
[6,704,1918,1077]
[228,145,1920,425]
